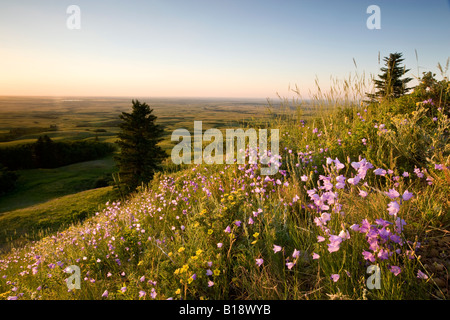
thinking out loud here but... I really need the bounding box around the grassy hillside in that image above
[0,82,448,300]
[0,156,116,213]
[0,186,116,253]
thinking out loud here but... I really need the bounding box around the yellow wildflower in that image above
[180,264,189,273]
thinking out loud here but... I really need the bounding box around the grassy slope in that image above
[0,186,116,253]
[0,156,116,213]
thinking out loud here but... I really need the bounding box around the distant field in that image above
[0,96,279,149]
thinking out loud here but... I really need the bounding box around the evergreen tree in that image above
[367,52,413,101]
[115,100,166,192]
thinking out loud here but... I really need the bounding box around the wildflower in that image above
[390,234,402,244]
[213,269,220,276]
[180,264,189,273]
[140,275,145,282]
[359,190,368,198]
[196,249,203,256]
[327,236,342,253]
[417,270,428,280]
[414,167,424,178]
[206,269,213,276]
[178,247,185,253]
[435,164,444,170]
[312,253,320,260]
[373,168,386,176]
[377,249,389,260]
[150,288,157,299]
[402,190,413,201]
[385,188,400,199]
[273,245,282,253]
[139,290,146,298]
[402,171,409,177]
[286,262,295,270]
[390,266,402,276]
[253,232,260,238]
[120,287,127,293]
[248,217,254,224]
[234,220,241,227]
[292,249,300,259]
[387,201,400,216]
[208,281,214,287]
[375,218,391,227]
[338,229,350,240]
[359,219,371,233]
[362,251,375,262]
[321,212,331,224]
[217,242,223,248]
[330,274,340,282]
[300,175,308,182]
[207,229,213,235]
[224,226,231,233]
[317,235,326,242]
[347,176,361,185]
[175,289,181,295]
[255,259,264,267]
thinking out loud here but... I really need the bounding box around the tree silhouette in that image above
[367,52,413,101]
[115,100,166,192]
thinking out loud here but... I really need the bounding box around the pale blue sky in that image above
[0,0,449,98]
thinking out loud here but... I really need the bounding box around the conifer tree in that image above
[115,100,166,192]
[367,52,413,101]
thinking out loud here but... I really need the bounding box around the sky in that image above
[0,0,449,99]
